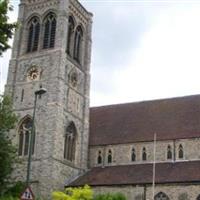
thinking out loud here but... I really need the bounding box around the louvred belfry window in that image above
[64,122,76,161]
[27,17,40,52]
[66,16,75,55]
[18,117,34,156]
[43,13,57,49]
[73,26,83,63]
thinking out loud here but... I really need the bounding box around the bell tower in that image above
[5,0,92,196]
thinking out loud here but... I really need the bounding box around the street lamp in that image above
[26,88,47,186]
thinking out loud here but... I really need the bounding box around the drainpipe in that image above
[143,184,146,200]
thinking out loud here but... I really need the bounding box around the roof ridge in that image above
[90,93,200,109]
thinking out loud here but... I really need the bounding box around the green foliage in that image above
[52,185,93,200]
[93,193,126,200]
[4,181,26,197]
[0,95,17,130]
[0,0,17,56]
[0,95,18,194]
[52,185,126,200]
[0,181,25,199]
[0,196,19,200]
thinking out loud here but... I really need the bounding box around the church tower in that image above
[5,0,92,196]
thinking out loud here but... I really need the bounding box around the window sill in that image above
[63,158,76,168]
[66,54,83,70]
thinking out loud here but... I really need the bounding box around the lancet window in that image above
[178,144,184,159]
[66,16,75,55]
[21,89,24,102]
[64,122,76,161]
[107,149,112,163]
[131,147,136,161]
[142,147,147,161]
[18,117,34,156]
[97,150,102,164]
[167,145,172,159]
[73,25,83,63]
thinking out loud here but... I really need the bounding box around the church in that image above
[5,0,200,199]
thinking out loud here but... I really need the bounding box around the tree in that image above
[0,95,18,194]
[0,0,17,56]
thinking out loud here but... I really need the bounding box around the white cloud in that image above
[0,50,11,94]
[102,4,200,105]
[2,1,200,106]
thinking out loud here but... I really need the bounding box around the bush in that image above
[52,185,126,200]
[52,185,93,200]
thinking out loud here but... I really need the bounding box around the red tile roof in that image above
[69,161,200,186]
[89,95,200,146]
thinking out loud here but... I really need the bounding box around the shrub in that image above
[52,185,93,200]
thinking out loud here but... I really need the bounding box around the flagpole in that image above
[152,133,156,200]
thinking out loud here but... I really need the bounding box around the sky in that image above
[2,0,200,106]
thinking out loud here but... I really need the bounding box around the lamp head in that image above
[35,88,47,96]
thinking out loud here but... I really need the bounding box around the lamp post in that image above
[26,88,47,187]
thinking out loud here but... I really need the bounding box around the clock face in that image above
[27,67,39,81]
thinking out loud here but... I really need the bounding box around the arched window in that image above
[142,147,147,161]
[178,144,184,159]
[66,16,75,55]
[97,150,102,164]
[73,25,83,63]
[154,192,169,200]
[27,17,40,52]
[64,122,76,161]
[131,147,136,161]
[107,149,112,163]
[167,145,172,159]
[18,117,34,156]
[43,12,56,49]
[197,194,200,200]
